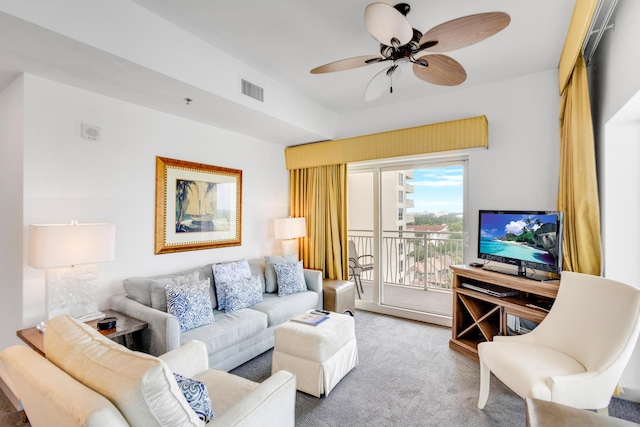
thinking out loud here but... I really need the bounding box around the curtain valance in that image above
[558,0,598,94]
[285,115,488,170]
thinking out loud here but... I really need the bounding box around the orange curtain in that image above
[558,52,602,275]
[289,164,348,280]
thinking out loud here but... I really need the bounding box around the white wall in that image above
[340,69,562,260]
[9,68,564,346]
[19,74,290,328]
[0,75,24,350]
[590,0,640,399]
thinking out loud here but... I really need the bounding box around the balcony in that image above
[349,229,464,317]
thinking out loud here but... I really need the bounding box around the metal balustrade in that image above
[349,229,464,291]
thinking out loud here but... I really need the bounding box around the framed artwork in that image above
[155,156,242,254]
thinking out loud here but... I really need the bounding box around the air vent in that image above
[240,78,264,102]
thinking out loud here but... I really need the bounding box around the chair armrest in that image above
[210,370,296,427]
[549,370,620,410]
[109,294,181,355]
[303,269,322,293]
[493,333,536,344]
[303,269,323,310]
[159,340,209,378]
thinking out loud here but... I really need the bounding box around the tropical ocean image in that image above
[479,213,559,266]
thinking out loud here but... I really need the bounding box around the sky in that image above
[406,165,463,213]
[480,213,558,238]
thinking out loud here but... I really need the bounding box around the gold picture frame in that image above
[155,156,242,254]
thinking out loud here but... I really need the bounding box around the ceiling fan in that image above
[310,3,510,101]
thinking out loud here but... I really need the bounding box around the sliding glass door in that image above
[348,157,467,324]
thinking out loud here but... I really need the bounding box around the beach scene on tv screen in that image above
[480,213,558,266]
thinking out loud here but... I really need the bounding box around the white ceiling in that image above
[0,1,576,144]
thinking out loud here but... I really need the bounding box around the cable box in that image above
[461,282,519,298]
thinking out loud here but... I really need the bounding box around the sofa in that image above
[0,315,296,427]
[110,257,323,371]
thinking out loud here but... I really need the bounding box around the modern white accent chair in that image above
[477,271,640,414]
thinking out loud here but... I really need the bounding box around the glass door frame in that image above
[348,154,469,327]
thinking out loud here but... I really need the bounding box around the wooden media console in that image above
[449,265,559,361]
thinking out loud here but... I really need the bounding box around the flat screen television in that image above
[478,210,564,278]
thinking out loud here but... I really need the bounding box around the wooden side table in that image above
[16,309,148,357]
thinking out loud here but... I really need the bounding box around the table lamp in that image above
[28,221,116,321]
[274,217,306,256]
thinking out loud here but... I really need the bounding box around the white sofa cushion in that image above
[44,315,204,427]
[194,368,259,415]
[124,264,217,310]
[478,341,586,401]
[251,292,319,327]
[181,308,268,354]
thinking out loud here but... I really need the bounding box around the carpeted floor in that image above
[230,310,640,426]
[1,310,639,426]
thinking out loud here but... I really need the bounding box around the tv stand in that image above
[449,264,559,361]
[481,263,558,282]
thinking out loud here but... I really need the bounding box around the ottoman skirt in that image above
[272,313,358,397]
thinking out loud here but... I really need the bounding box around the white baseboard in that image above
[618,386,640,403]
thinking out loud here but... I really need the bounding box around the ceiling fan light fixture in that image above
[393,3,411,17]
[380,44,394,58]
[364,2,413,46]
[312,3,510,99]
[408,28,423,50]
[414,57,429,68]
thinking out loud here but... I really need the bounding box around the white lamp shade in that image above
[274,217,306,240]
[28,223,116,268]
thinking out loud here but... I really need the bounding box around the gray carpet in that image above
[1,310,639,426]
[230,310,640,427]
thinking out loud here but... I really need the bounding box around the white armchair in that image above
[477,271,640,413]
[1,315,296,426]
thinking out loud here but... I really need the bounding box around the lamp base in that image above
[281,240,299,257]
[46,264,102,321]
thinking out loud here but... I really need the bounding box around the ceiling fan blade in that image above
[412,54,466,86]
[310,55,385,74]
[364,2,413,47]
[419,12,510,53]
[365,64,402,102]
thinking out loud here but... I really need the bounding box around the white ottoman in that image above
[272,312,358,397]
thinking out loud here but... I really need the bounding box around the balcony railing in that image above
[349,229,464,291]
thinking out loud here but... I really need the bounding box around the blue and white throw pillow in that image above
[264,254,297,293]
[224,275,263,313]
[274,261,307,297]
[165,279,215,332]
[173,373,214,422]
[212,259,252,310]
